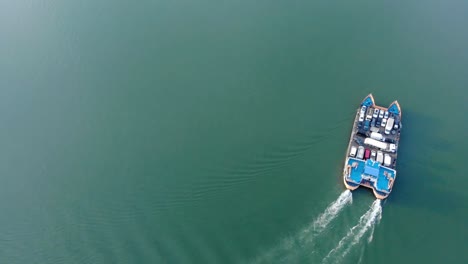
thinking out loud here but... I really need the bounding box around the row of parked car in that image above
[359,106,389,127]
[349,145,392,166]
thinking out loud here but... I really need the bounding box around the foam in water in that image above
[323,199,382,263]
[312,190,353,233]
[299,190,353,242]
[252,190,353,263]
[367,224,375,243]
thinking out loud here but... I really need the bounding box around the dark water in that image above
[1,1,467,263]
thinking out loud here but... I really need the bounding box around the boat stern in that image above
[373,189,390,200]
[343,177,360,190]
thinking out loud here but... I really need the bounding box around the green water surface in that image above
[0,1,467,263]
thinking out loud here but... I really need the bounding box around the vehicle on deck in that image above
[343,94,402,199]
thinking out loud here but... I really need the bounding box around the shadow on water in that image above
[387,110,462,213]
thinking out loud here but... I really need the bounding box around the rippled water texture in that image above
[0,0,467,263]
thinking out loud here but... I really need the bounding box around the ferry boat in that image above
[343,94,402,199]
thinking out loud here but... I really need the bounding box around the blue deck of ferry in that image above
[347,158,396,193]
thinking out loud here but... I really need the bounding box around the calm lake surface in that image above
[1,1,467,263]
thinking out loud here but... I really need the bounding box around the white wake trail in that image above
[312,190,353,233]
[367,210,381,244]
[323,199,382,264]
[299,190,353,242]
[252,190,353,263]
